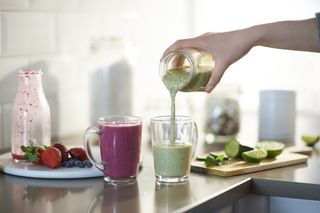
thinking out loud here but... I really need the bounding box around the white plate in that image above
[0,153,103,179]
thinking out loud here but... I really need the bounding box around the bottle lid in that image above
[19,69,43,75]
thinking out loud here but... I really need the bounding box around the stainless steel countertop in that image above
[1,141,320,213]
[1,112,320,213]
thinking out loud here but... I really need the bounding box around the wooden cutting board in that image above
[191,151,308,177]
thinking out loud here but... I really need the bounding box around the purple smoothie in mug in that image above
[100,123,142,178]
[84,116,142,184]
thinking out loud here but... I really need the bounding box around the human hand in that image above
[161,30,256,93]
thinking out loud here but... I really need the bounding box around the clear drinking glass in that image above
[11,70,51,160]
[84,116,142,184]
[151,115,198,183]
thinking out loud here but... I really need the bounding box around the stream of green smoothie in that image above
[162,67,190,144]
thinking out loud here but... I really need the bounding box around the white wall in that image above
[0,0,319,151]
[193,0,320,112]
[0,0,192,151]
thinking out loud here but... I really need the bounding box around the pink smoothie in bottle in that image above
[99,123,142,179]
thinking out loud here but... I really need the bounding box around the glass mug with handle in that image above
[84,116,142,184]
[151,115,198,183]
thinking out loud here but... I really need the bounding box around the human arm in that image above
[162,15,320,93]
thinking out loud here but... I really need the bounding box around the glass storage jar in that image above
[159,48,215,92]
[204,84,240,143]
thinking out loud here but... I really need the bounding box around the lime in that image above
[224,138,253,158]
[301,135,320,147]
[256,141,285,158]
[242,149,268,163]
[224,138,240,158]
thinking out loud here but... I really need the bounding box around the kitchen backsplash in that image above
[0,0,191,152]
[0,0,319,152]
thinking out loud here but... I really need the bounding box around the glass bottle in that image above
[11,70,51,160]
[159,48,215,92]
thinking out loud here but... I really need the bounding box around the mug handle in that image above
[191,122,198,158]
[84,126,104,172]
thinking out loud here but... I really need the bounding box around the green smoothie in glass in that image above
[151,66,198,183]
[153,143,192,177]
[151,116,197,183]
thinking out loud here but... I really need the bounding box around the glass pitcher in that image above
[11,70,51,160]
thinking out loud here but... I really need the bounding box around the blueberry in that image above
[68,159,74,167]
[84,160,93,168]
[62,161,68,167]
[66,161,73,168]
[74,160,82,167]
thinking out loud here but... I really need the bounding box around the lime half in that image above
[224,138,241,158]
[224,138,253,158]
[256,141,285,158]
[242,149,268,163]
[301,135,320,147]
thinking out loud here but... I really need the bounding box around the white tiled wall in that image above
[0,0,191,152]
[0,106,2,150]
[1,0,318,152]
[0,14,2,56]
[193,0,320,112]
[57,13,104,53]
[0,0,28,10]
[2,12,55,55]
[29,0,79,10]
[2,102,12,150]
[0,57,28,102]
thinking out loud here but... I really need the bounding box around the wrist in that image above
[241,25,263,49]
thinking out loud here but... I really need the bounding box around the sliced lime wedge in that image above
[224,138,253,158]
[256,141,285,158]
[224,138,240,158]
[301,135,320,147]
[242,149,268,163]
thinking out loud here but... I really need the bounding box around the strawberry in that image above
[42,147,62,169]
[68,147,88,161]
[33,147,44,165]
[53,143,69,162]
